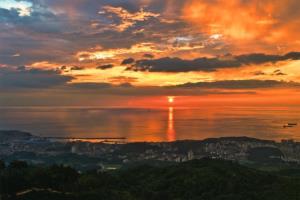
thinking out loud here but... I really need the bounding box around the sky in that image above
[0,0,300,107]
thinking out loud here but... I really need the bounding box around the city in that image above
[1,130,300,170]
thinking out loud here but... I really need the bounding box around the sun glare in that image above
[168,96,174,103]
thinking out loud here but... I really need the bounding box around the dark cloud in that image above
[67,82,134,92]
[96,64,114,70]
[128,56,239,72]
[68,82,113,90]
[174,80,300,89]
[143,53,154,58]
[60,66,67,70]
[17,66,26,71]
[70,66,84,70]
[0,6,80,65]
[0,67,73,89]
[235,52,300,64]
[272,69,287,76]
[128,52,300,72]
[118,82,133,87]
[253,71,266,76]
[121,58,135,65]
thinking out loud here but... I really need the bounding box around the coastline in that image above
[1,130,300,171]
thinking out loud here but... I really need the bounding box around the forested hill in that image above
[1,158,300,200]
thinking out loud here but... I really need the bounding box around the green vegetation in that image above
[1,159,300,200]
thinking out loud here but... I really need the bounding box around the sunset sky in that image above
[1,0,300,107]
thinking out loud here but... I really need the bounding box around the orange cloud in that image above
[99,6,160,31]
[182,0,300,53]
[76,43,162,61]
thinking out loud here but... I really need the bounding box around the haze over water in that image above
[0,106,299,142]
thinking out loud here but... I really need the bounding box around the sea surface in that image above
[0,106,299,142]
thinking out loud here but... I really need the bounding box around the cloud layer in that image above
[128,52,300,72]
[183,0,300,48]
[1,0,300,106]
[175,80,300,89]
[0,67,73,89]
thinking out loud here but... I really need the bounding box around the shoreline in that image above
[1,129,299,144]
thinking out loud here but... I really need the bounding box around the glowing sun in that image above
[168,96,174,103]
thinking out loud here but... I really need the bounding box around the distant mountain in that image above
[0,130,33,142]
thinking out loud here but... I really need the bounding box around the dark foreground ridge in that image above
[1,159,300,200]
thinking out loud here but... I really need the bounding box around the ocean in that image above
[0,106,299,142]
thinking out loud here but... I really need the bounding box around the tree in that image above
[0,160,5,170]
[8,161,28,169]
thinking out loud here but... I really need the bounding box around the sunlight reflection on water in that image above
[0,106,299,142]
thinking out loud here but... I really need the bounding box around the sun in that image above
[168,96,174,103]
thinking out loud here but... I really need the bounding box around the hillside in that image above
[1,159,300,200]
